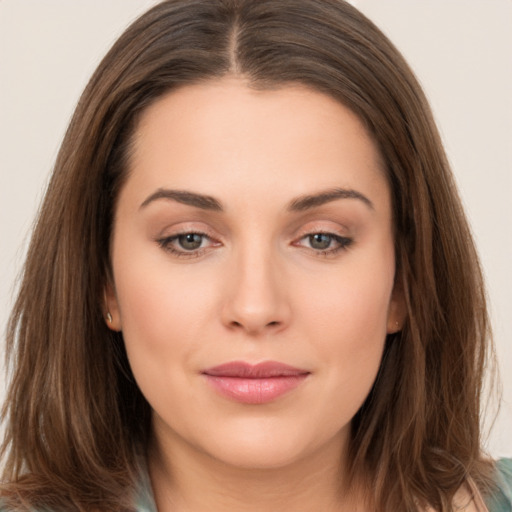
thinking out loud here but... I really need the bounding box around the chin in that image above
[194,417,348,471]
[208,440,312,471]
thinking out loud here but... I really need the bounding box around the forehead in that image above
[124,77,389,213]
[133,78,381,161]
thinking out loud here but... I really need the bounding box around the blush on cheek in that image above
[312,280,390,335]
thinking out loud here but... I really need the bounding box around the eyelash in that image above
[295,232,353,257]
[156,231,216,259]
[156,231,353,259]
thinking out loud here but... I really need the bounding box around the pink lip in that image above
[202,361,310,404]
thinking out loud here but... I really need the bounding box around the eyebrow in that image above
[287,187,374,211]
[139,187,374,212]
[140,188,223,211]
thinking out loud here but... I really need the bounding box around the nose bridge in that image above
[222,235,289,334]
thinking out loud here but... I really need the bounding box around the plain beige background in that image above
[0,1,511,457]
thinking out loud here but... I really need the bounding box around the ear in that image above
[386,278,407,334]
[104,282,122,331]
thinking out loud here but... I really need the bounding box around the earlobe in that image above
[387,318,401,334]
[104,283,122,331]
[386,282,407,334]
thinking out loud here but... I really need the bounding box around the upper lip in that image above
[202,361,310,378]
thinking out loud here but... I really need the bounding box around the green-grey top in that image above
[485,458,512,512]
[134,458,512,511]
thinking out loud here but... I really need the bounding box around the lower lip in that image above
[204,375,309,404]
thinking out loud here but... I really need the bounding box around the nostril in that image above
[228,319,281,332]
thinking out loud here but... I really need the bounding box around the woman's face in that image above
[107,78,404,470]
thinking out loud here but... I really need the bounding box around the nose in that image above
[221,245,291,336]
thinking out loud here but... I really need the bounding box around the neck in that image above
[147,428,366,512]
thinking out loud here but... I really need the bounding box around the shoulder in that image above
[486,458,512,512]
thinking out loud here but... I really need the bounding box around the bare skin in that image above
[106,77,405,511]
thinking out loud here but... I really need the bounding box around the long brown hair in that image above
[1,1,495,510]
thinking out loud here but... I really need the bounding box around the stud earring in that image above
[106,312,113,324]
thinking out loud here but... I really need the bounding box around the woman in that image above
[1,1,510,511]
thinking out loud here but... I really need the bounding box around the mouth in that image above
[202,361,310,404]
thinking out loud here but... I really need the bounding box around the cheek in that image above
[110,231,221,385]
[111,255,226,425]
[115,267,215,351]
[310,278,389,371]
[294,251,394,408]
[298,252,393,347]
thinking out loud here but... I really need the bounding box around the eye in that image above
[296,232,353,256]
[156,231,219,258]
[309,233,335,250]
[177,233,204,251]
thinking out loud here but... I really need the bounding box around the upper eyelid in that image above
[293,225,350,241]
[159,228,346,240]
[157,224,219,240]
[290,216,351,231]
[153,215,351,235]
[157,224,350,240]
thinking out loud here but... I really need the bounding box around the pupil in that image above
[179,233,202,250]
[310,234,331,250]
